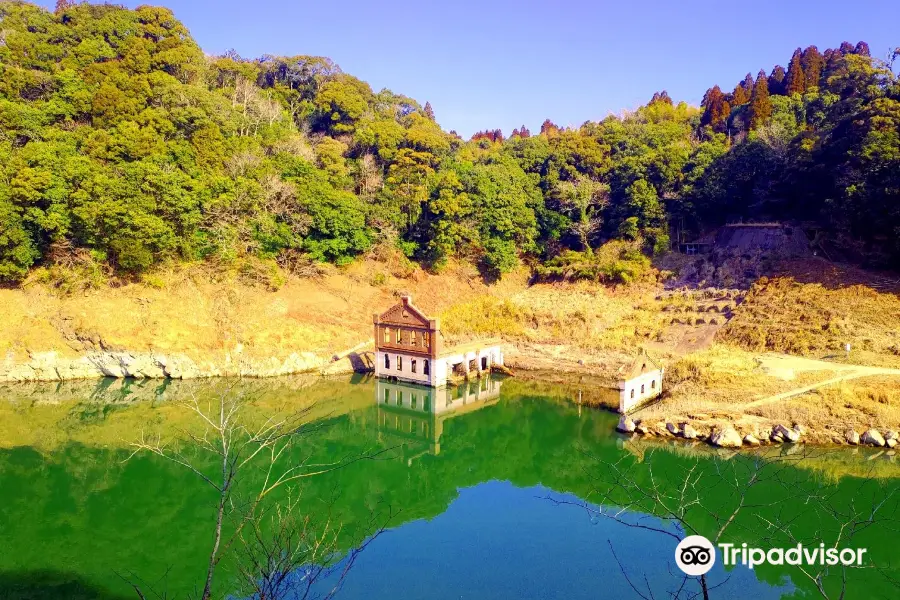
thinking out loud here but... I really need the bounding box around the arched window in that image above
[630,389,635,399]
[397,356,403,371]
[395,329,401,343]
[651,380,656,389]
[641,384,645,394]
[383,328,390,344]
[411,330,417,346]
[384,354,390,369]
[424,360,430,375]
[411,360,417,374]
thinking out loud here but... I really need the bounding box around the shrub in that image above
[534,240,652,284]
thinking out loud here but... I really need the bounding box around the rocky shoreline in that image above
[0,348,356,382]
[616,415,900,450]
[4,348,897,453]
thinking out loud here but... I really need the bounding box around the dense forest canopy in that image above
[0,1,898,284]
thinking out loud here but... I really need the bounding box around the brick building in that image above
[373,294,503,387]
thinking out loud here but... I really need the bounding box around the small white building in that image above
[618,353,664,413]
[373,294,503,388]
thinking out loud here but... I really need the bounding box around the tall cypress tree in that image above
[768,65,786,95]
[786,48,806,95]
[801,45,825,90]
[423,101,435,120]
[731,74,753,106]
[701,85,730,131]
[748,70,772,130]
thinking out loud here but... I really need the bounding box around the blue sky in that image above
[37,0,895,137]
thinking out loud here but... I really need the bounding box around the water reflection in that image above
[375,377,502,460]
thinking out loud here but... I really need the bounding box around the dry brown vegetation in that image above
[719,276,900,367]
[0,254,525,368]
[440,281,672,379]
[5,251,900,448]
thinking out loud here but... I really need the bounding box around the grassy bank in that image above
[3,253,900,446]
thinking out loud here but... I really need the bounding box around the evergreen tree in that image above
[786,48,806,95]
[511,125,531,138]
[54,0,74,12]
[731,81,750,106]
[701,85,730,130]
[540,119,560,136]
[768,66,786,95]
[801,45,825,89]
[650,90,673,105]
[748,70,772,129]
[855,41,871,57]
[424,101,435,121]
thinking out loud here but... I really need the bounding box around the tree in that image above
[510,125,531,138]
[650,90,673,105]
[701,86,730,131]
[553,175,610,252]
[385,148,437,235]
[556,444,900,600]
[768,65,786,95]
[54,0,74,13]
[471,129,504,143]
[801,45,826,89]
[540,119,560,136]
[786,48,806,94]
[313,74,373,133]
[748,70,773,130]
[128,389,392,600]
[731,75,752,106]
[622,179,665,229]
[315,136,351,188]
[423,101,435,120]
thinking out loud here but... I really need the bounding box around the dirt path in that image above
[741,354,900,409]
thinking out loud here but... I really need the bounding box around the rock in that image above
[773,424,800,443]
[792,423,806,435]
[617,416,636,433]
[861,429,886,447]
[771,433,785,443]
[885,430,898,442]
[666,422,679,436]
[681,423,698,440]
[635,425,650,435]
[743,434,760,446]
[845,430,860,445]
[710,427,743,448]
[887,438,898,449]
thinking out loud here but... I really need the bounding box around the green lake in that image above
[1,375,899,599]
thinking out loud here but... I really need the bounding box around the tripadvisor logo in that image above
[675,536,717,576]
[675,535,868,575]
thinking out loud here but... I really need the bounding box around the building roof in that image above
[622,352,662,381]
[375,294,433,328]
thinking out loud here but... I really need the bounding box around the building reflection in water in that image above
[375,377,503,464]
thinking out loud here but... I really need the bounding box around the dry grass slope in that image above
[719,276,900,367]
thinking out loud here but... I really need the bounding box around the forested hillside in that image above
[1,1,898,286]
